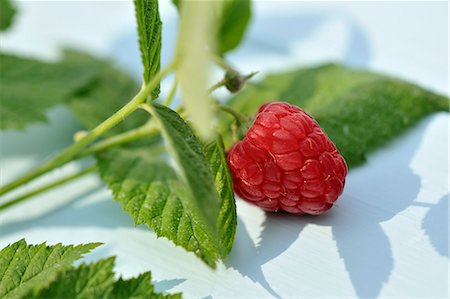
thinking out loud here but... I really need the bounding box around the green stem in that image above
[0,63,174,196]
[212,54,231,70]
[0,165,97,211]
[163,79,178,106]
[207,79,227,94]
[216,104,245,126]
[79,121,159,157]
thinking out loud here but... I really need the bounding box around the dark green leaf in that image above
[0,239,101,299]
[218,0,251,54]
[0,0,16,31]
[0,52,99,130]
[96,146,220,268]
[203,136,237,256]
[134,0,162,97]
[222,64,449,168]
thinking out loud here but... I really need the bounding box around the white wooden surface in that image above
[0,1,448,298]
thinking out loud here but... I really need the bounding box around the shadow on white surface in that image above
[0,107,82,159]
[0,189,133,236]
[153,278,187,294]
[226,215,303,298]
[422,194,449,258]
[226,116,439,298]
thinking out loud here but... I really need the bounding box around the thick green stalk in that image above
[0,165,97,211]
[0,63,174,195]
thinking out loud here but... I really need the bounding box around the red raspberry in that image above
[226,102,347,215]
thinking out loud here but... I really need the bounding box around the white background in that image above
[0,1,449,298]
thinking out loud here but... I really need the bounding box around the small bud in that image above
[224,69,258,93]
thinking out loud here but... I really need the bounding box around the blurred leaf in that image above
[203,136,237,256]
[0,239,101,299]
[0,50,148,134]
[221,64,449,168]
[0,0,16,31]
[134,0,162,98]
[65,51,148,136]
[0,52,99,130]
[218,0,251,54]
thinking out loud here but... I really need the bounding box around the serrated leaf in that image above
[0,0,16,31]
[0,52,100,130]
[218,0,251,54]
[0,239,101,299]
[202,136,237,256]
[134,0,162,98]
[96,146,220,268]
[0,240,183,299]
[95,113,238,266]
[222,64,449,168]
[147,104,220,232]
[31,257,115,299]
[111,272,182,299]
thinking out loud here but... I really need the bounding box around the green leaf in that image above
[222,64,449,168]
[0,52,100,130]
[0,240,182,299]
[202,136,237,256]
[111,272,182,299]
[96,146,220,268]
[134,0,162,98]
[0,50,148,133]
[0,239,101,299]
[0,0,16,31]
[31,257,116,299]
[218,0,251,54]
[95,110,238,266]
[65,51,148,136]
[146,104,220,232]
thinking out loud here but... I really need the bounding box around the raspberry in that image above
[226,102,347,215]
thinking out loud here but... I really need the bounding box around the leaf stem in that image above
[0,165,97,211]
[0,62,175,195]
[79,121,159,157]
[215,104,245,126]
[163,79,178,106]
[212,54,231,70]
[207,79,227,94]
